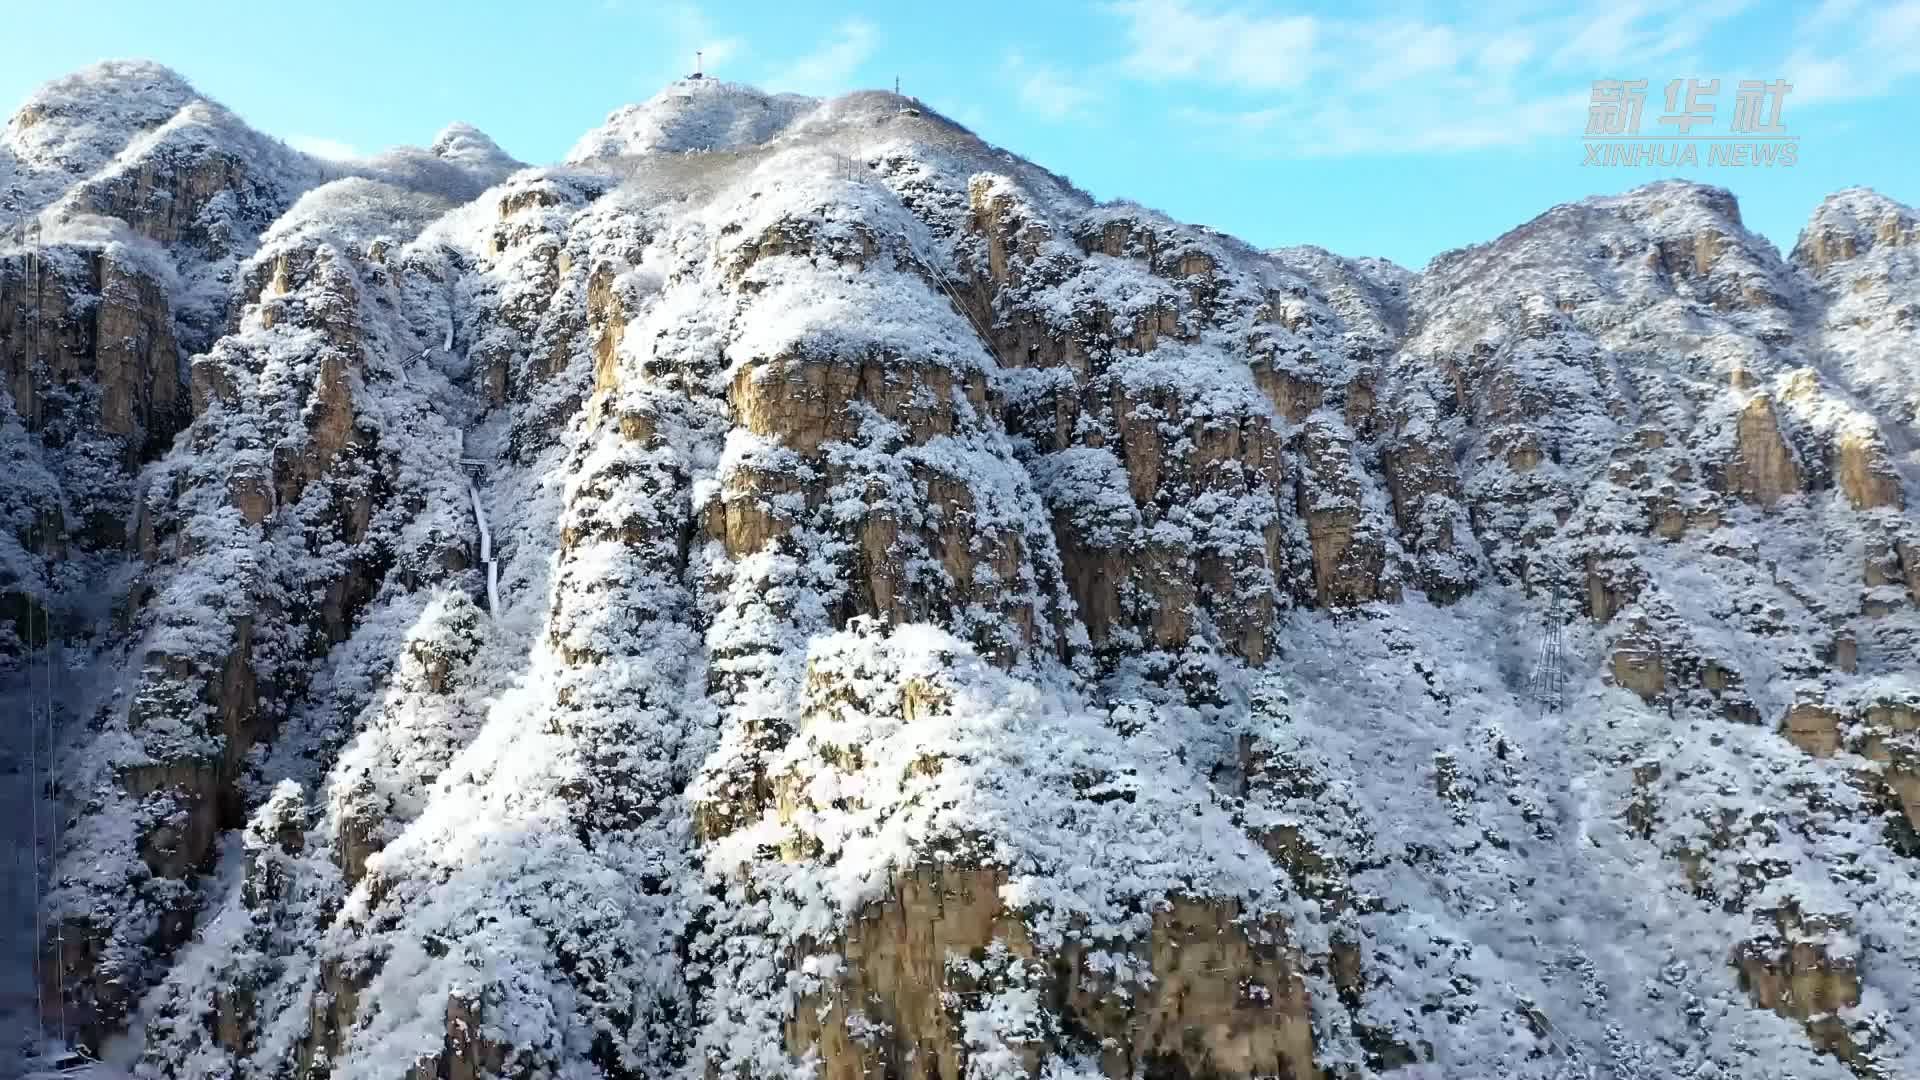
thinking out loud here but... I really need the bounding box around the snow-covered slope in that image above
[4,60,1918,1080]
[565,77,818,162]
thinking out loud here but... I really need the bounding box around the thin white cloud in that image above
[288,134,361,161]
[947,102,992,133]
[1175,88,1590,157]
[1100,1,1759,157]
[1478,31,1536,73]
[1004,53,1097,120]
[664,1,744,73]
[768,19,879,95]
[606,1,741,82]
[1109,0,1317,90]
[1783,0,1920,104]
[1544,1,1714,71]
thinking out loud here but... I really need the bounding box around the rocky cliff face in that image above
[4,63,1918,1080]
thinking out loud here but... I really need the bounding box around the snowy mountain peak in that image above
[427,121,514,170]
[563,77,819,162]
[5,57,1920,1080]
[1596,176,1745,227]
[1805,185,1913,230]
[1794,186,1920,274]
[6,58,201,131]
[1411,176,1809,351]
[2,59,214,195]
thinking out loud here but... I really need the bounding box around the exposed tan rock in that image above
[1797,198,1918,272]
[1649,500,1721,540]
[707,462,810,557]
[1382,415,1470,601]
[1136,541,1197,651]
[94,256,184,440]
[857,473,1036,652]
[1733,903,1862,1063]
[1253,366,1325,424]
[1296,418,1391,607]
[587,261,628,394]
[1051,511,1129,649]
[249,247,364,355]
[272,352,359,507]
[296,959,363,1076]
[1834,427,1903,510]
[1782,700,1844,757]
[1117,385,1285,497]
[1854,703,1920,832]
[1863,702,1920,732]
[1722,394,1802,506]
[1800,230,1860,274]
[727,213,881,283]
[1900,540,1920,606]
[499,181,569,218]
[226,460,273,525]
[1483,366,1551,426]
[188,350,239,412]
[786,865,1022,1080]
[1584,554,1640,622]
[1504,431,1545,473]
[335,779,380,888]
[1343,377,1377,435]
[788,865,1319,1080]
[1627,762,1663,839]
[1827,634,1858,674]
[69,144,253,255]
[28,81,1920,1080]
[995,304,1094,372]
[440,994,514,1080]
[1875,756,1920,834]
[730,354,988,455]
[1696,660,1761,724]
[120,758,223,879]
[2,246,184,456]
[1608,621,1665,701]
[968,176,1059,289]
[1664,228,1723,280]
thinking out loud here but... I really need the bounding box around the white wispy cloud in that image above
[1543,0,1747,71]
[1173,88,1590,158]
[1100,1,1760,156]
[664,1,744,73]
[606,1,741,82]
[1783,0,1920,103]
[288,134,361,161]
[947,102,992,133]
[1004,53,1098,120]
[768,19,880,95]
[1110,0,1318,90]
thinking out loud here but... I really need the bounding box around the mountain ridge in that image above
[1,58,1917,1080]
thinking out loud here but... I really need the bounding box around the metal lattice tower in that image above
[1529,610,1568,713]
[17,215,78,1061]
[29,217,51,1058]
[15,216,49,1060]
[21,219,42,403]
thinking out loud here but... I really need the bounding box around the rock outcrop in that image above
[3,66,1917,1080]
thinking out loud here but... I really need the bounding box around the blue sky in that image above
[4,1,1916,268]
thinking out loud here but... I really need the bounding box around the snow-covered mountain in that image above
[3,62,1918,1080]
